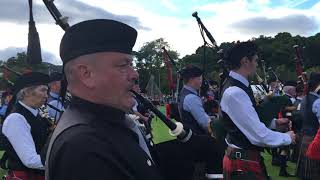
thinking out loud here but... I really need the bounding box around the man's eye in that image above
[119,63,129,67]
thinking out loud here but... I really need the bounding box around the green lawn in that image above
[263,152,298,180]
[151,106,299,180]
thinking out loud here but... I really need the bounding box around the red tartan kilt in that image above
[5,170,44,180]
[223,155,267,180]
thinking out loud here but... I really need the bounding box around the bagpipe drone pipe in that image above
[161,47,181,122]
[293,45,308,96]
[162,12,224,135]
[43,0,71,109]
[190,13,230,151]
[191,12,226,135]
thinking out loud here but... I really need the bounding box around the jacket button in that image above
[147,159,152,166]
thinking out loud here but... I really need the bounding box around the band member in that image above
[220,41,296,180]
[0,91,13,120]
[257,81,294,170]
[267,77,281,96]
[274,81,297,177]
[178,65,211,135]
[47,72,64,122]
[283,80,297,104]
[177,65,223,179]
[45,19,164,180]
[1,72,50,180]
[297,72,320,180]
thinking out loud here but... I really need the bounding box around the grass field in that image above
[151,107,299,180]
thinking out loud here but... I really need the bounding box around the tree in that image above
[180,32,320,84]
[135,38,179,94]
[0,52,62,90]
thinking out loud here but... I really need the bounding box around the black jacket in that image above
[46,97,164,180]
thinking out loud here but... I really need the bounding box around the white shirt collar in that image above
[229,71,249,87]
[18,101,39,117]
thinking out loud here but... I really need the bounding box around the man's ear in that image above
[239,56,247,66]
[76,64,95,88]
[23,88,33,98]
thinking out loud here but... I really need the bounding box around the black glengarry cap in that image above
[180,65,203,79]
[60,19,138,64]
[13,72,49,94]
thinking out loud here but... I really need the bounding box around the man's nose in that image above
[130,67,139,80]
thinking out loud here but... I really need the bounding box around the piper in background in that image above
[1,72,50,180]
[47,72,65,122]
[178,64,224,179]
[220,41,296,180]
[178,65,211,135]
[297,72,320,180]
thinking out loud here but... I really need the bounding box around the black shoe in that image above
[278,154,295,177]
[279,169,296,177]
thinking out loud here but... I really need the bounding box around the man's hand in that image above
[286,131,296,144]
[141,116,149,123]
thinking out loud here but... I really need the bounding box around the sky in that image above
[0,0,319,65]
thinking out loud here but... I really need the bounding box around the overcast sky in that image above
[0,0,319,65]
